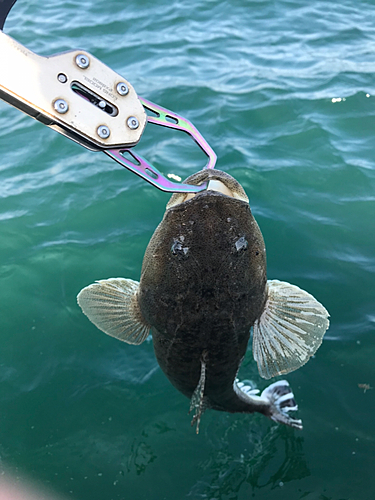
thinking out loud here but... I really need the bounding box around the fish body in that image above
[140,185,266,410]
[78,169,330,431]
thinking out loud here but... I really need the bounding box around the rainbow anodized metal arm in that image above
[141,98,216,170]
[105,98,217,192]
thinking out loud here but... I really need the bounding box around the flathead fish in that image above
[78,169,329,432]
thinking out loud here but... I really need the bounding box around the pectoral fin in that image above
[77,278,150,345]
[253,280,330,379]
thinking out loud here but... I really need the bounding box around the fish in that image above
[77,169,330,432]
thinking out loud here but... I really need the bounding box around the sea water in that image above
[0,0,374,499]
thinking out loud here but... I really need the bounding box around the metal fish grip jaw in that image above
[106,98,217,192]
[0,0,216,193]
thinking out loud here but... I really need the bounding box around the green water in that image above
[0,0,374,499]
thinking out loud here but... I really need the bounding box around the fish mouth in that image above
[167,169,249,209]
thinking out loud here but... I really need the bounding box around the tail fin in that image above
[261,380,302,429]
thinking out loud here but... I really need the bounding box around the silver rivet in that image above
[53,99,69,114]
[127,116,139,130]
[116,82,129,96]
[75,54,90,69]
[98,100,106,109]
[97,125,110,139]
[57,73,67,83]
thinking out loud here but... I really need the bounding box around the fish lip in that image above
[187,189,241,202]
[166,169,249,209]
[184,169,243,187]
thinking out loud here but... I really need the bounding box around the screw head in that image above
[75,54,90,69]
[116,82,129,96]
[127,116,139,130]
[97,125,110,139]
[53,99,69,114]
[57,73,67,83]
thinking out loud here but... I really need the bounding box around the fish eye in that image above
[234,236,248,252]
[171,239,189,257]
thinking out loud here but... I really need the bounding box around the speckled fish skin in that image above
[138,169,268,413]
